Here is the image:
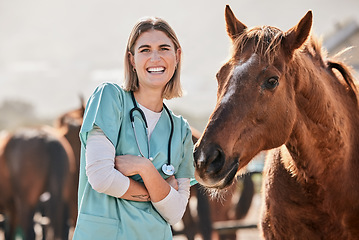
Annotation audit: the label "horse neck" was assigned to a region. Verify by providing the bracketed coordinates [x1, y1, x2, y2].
[285, 55, 359, 185]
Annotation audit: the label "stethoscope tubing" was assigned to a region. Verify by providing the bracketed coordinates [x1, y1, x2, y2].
[130, 91, 174, 175]
[163, 103, 173, 166]
[130, 106, 150, 158]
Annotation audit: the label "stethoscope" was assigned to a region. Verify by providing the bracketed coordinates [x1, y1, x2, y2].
[130, 91, 175, 176]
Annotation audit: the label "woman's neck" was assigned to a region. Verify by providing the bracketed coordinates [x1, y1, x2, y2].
[133, 89, 163, 113]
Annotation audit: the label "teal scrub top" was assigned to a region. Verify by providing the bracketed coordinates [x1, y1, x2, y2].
[73, 83, 196, 240]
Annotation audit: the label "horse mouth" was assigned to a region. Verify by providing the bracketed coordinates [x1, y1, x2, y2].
[197, 159, 240, 189]
[217, 160, 240, 189]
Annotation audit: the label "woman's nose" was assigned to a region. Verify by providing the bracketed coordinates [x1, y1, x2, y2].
[150, 51, 161, 61]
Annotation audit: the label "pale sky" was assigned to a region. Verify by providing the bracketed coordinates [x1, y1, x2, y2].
[1, 0, 358, 129]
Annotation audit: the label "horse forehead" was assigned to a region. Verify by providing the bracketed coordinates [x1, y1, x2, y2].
[233, 53, 258, 76]
[221, 54, 258, 104]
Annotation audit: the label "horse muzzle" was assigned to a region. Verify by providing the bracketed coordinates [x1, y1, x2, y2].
[194, 143, 239, 189]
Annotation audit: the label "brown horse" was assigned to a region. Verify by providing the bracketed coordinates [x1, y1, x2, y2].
[54, 97, 85, 227]
[0, 127, 75, 240]
[194, 5, 359, 239]
[0, 99, 84, 240]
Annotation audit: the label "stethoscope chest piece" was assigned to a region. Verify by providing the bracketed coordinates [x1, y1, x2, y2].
[162, 164, 175, 176]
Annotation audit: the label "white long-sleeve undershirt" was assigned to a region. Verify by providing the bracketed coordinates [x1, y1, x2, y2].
[152, 178, 191, 225]
[85, 126, 191, 225]
[85, 127, 130, 197]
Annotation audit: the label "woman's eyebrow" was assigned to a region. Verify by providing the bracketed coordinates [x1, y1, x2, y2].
[138, 44, 172, 50]
[159, 44, 172, 48]
[138, 44, 151, 50]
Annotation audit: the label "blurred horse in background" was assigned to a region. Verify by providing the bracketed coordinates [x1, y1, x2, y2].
[54, 97, 85, 226]
[0, 127, 75, 240]
[0, 99, 84, 240]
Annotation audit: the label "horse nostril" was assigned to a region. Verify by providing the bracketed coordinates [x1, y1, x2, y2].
[206, 147, 225, 174]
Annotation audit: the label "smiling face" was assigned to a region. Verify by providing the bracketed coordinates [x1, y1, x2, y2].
[129, 29, 180, 92]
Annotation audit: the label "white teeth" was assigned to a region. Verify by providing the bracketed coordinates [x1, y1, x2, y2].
[147, 67, 165, 72]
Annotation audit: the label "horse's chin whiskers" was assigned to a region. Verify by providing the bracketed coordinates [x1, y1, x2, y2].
[197, 174, 239, 203]
[201, 185, 229, 203]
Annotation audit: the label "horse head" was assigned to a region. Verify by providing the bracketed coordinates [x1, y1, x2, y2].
[55, 96, 85, 142]
[194, 5, 312, 189]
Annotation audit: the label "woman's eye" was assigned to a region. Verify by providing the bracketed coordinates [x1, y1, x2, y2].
[140, 49, 150, 53]
[264, 76, 279, 90]
[161, 47, 170, 51]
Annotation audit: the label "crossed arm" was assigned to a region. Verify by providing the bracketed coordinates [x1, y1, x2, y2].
[114, 154, 175, 202]
[85, 126, 190, 225]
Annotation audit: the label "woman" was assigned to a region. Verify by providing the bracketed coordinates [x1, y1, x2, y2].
[73, 16, 196, 240]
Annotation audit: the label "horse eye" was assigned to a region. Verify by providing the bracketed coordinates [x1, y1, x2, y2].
[264, 77, 279, 89]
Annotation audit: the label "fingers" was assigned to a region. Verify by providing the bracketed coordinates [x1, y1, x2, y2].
[166, 176, 179, 190]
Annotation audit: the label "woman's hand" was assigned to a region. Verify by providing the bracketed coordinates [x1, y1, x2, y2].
[115, 155, 175, 202]
[165, 176, 178, 191]
[115, 155, 150, 176]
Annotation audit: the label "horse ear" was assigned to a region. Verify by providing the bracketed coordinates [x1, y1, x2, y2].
[282, 10, 313, 57]
[79, 94, 86, 114]
[225, 5, 247, 41]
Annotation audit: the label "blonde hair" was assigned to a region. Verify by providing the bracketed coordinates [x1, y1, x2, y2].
[123, 17, 183, 99]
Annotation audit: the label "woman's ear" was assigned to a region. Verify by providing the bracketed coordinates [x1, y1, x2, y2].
[176, 48, 181, 65]
[128, 51, 135, 68]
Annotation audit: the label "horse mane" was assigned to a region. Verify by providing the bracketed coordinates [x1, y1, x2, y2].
[233, 26, 359, 106]
[233, 26, 284, 63]
[305, 37, 359, 106]
[327, 60, 359, 105]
